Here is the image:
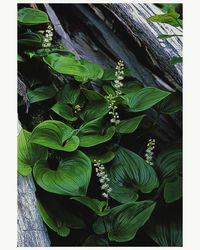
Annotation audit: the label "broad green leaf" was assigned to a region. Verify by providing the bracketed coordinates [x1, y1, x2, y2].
[27, 85, 56, 103]
[30, 120, 79, 152]
[18, 8, 49, 25]
[88, 151, 115, 164]
[93, 200, 156, 242]
[18, 54, 25, 62]
[18, 129, 48, 176]
[78, 117, 115, 147]
[18, 32, 44, 47]
[51, 102, 77, 121]
[107, 147, 159, 203]
[155, 145, 182, 179]
[146, 213, 182, 246]
[33, 150, 91, 196]
[124, 87, 170, 112]
[103, 85, 116, 96]
[37, 199, 70, 237]
[121, 81, 143, 94]
[170, 56, 182, 65]
[158, 34, 182, 39]
[116, 115, 145, 134]
[83, 235, 109, 246]
[155, 92, 182, 114]
[25, 48, 68, 58]
[164, 175, 182, 203]
[147, 13, 182, 27]
[160, 4, 179, 14]
[43, 53, 104, 81]
[101, 69, 116, 80]
[57, 83, 80, 105]
[82, 89, 105, 101]
[71, 196, 110, 216]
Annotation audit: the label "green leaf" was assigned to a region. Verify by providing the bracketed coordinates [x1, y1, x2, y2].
[18, 54, 25, 62]
[146, 213, 182, 246]
[57, 83, 80, 105]
[18, 129, 48, 176]
[51, 102, 77, 121]
[158, 34, 182, 39]
[83, 235, 109, 246]
[88, 151, 115, 164]
[121, 81, 143, 94]
[18, 8, 49, 25]
[30, 120, 79, 152]
[37, 199, 70, 237]
[107, 147, 159, 203]
[43, 53, 104, 81]
[93, 200, 156, 242]
[147, 13, 182, 27]
[155, 145, 182, 179]
[116, 115, 145, 134]
[71, 196, 110, 216]
[124, 87, 170, 112]
[27, 85, 56, 103]
[101, 69, 116, 80]
[33, 150, 91, 196]
[102, 85, 116, 96]
[78, 117, 115, 147]
[164, 175, 182, 203]
[155, 92, 182, 114]
[18, 32, 44, 47]
[170, 56, 182, 65]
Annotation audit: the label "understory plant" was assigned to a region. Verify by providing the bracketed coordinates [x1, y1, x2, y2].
[18, 7, 182, 246]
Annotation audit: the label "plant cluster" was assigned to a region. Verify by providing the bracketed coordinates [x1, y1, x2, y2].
[18, 7, 182, 246]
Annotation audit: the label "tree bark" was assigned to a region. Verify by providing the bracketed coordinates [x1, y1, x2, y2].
[17, 123, 50, 247]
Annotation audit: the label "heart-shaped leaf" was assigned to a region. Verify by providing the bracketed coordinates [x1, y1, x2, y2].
[78, 117, 115, 147]
[71, 196, 110, 216]
[51, 102, 77, 121]
[18, 129, 48, 176]
[18, 32, 44, 47]
[88, 151, 115, 164]
[107, 147, 159, 203]
[33, 150, 91, 196]
[56, 83, 80, 105]
[116, 115, 145, 134]
[18, 8, 49, 25]
[30, 120, 79, 152]
[164, 175, 182, 203]
[83, 235, 109, 246]
[93, 200, 156, 242]
[27, 85, 57, 103]
[124, 87, 170, 112]
[155, 145, 182, 179]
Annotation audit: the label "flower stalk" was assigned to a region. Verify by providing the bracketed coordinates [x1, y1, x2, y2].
[145, 138, 156, 166]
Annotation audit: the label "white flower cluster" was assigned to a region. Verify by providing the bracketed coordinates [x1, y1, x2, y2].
[145, 139, 156, 166]
[42, 24, 54, 48]
[106, 94, 120, 125]
[94, 160, 112, 199]
[114, 60, 124, 96]
[74, 104, 81, 114]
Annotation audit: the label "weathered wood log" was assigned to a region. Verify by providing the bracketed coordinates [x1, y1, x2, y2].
[17, 123, 50, 247]
[103, 3, 182, 91]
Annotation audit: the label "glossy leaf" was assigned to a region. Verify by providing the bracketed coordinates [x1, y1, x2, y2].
[88, 151, 115, 164]
[147, 12, 182, 27]
[27, 85, 57, 103]
[37, 199, 70, 237]
[18, 129, 48, 176]
[107, 147, 159, 203]
[164, 175, 182, 203]
[93, 200, 156, 242]
[18, 32, 44, 47]
[155, 145, 182, 179]
[78, 117, 115, 147]
[116, 115, 145, 134]
[170, 56, 182, 65]
[18, 8, 49, 25]
[33, 150, 91, 196]
[83, 235, 109, 246]
[124, 87, 170, 112]
[51, 102, 77, 121]
[121, 81, 143, 94]
[57, 83, 80, 105]
[30, 120, 79, 152]
[155, 92, 182, 114]
[71, 196, 110, 216]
